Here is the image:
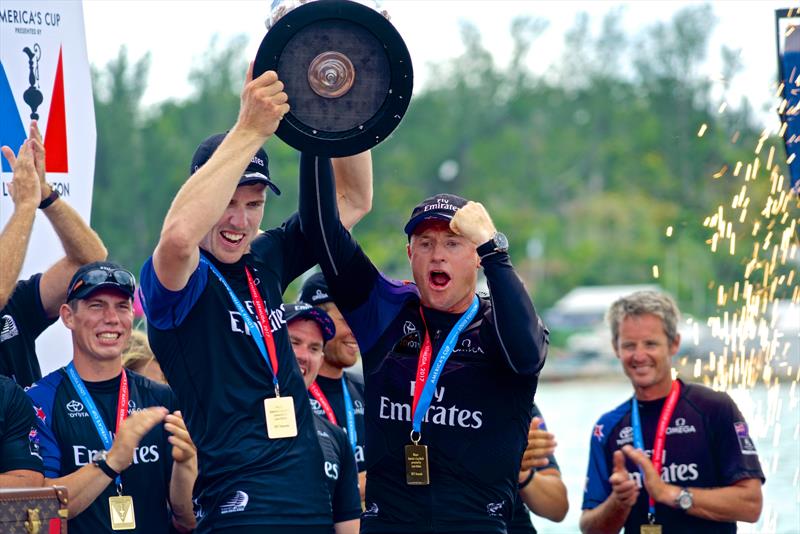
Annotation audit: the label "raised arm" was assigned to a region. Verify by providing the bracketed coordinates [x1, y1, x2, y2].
[0, 140, 40, 309]
[450, 202, 548, 375]
[332, 150, 372, 230]
[26, 121, 107, 316]
[153, 65, 288, 291]
[299, 154, 378, 309]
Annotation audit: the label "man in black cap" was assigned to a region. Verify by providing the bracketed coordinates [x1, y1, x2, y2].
[27, 261, 196, 534]
[300, 272, 368, 498]
[299, 154, 549, 534]
[139, 65, 373, 533]
[285, 302, 361, 534]
[1, 121, 108, 387]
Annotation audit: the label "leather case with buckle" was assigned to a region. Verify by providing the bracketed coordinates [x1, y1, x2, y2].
[0, 486, 68, 534]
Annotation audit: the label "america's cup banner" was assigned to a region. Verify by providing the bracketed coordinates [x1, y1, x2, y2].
[0, 1, 96, 373]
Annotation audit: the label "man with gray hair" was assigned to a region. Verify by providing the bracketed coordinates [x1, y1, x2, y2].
[580, 290, 764, 534]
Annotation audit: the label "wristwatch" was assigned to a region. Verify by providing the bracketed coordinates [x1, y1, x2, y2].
[38, 188, 59, 210]
[477, 232, 509, 256]
[675, 487, 693, 510]
[92, 450, 120, 479]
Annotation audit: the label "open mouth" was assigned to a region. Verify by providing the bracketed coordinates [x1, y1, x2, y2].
[97, 332, 121, 343]
[220, 231, 245, 245]
[429, 270, 451, 289]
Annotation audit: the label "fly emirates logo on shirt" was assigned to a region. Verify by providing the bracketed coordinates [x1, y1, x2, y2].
[378, 382, 484, 429]
[228, 301, 286, 337]
[72, 442, 160, 467]
[627, 448, 699, 486]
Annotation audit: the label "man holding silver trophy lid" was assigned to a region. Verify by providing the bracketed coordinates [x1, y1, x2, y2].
[138, 0, 408, 532]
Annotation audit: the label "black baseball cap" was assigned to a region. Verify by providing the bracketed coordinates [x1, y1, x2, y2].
[299, 272, 332, 305]
[403, 193, 467, 236]
[284, 302, 336, 342]
[190, 132, 281, 196]
[67, 261, 136, 301]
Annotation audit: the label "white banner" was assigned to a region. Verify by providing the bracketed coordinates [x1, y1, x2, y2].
[0, 1, 96, 374]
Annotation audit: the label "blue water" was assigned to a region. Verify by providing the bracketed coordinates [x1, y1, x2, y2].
[530, 377, 800, 534]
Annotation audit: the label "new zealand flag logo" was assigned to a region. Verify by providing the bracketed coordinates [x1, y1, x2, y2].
[1, 42, 68, 173]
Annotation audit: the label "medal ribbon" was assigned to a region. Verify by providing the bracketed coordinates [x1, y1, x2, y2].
[411, 295, 479, 436]
[200, 256, 280, 393]
[341, 376, 358, 453]
[307, 378, 358, 453]
[308, 381, 338, 425]
[631, 379, 682, 523]
[65, 363, 128, 486]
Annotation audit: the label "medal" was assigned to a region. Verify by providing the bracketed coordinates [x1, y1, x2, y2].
[405, 296, 480, 486]
[265, 396, 298, 439]
[640, 525, 662, 534]
[405, 442, 430, 485]
[109, 495, 136, 530]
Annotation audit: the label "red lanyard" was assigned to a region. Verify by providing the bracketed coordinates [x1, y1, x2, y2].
[244, 266, 279, 376]
[649, 380, 681, 510]
[411, 307, 433, 419]
[309, 381, 338, 424]
[115, 370, 129, 432]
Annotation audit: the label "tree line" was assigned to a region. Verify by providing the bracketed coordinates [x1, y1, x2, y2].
[90, 5, 790, 326]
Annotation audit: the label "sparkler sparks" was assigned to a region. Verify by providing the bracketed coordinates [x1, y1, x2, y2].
[675, 73, 800, 530]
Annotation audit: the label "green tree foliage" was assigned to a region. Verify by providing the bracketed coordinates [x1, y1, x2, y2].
[90, 5, 779, 319]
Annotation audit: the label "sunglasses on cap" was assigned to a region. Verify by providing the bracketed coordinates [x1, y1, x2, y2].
[67, 269, 136, 301]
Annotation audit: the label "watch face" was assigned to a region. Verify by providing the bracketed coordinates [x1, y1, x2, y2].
[678, 491, 692, 509]
[92, 450, 107, 463]
[494, 232, 509, 251]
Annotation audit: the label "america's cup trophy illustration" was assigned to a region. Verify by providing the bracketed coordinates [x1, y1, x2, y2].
[23, 44, 43, 120]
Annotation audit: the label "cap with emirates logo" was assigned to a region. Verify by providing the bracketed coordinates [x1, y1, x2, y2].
[283, 302, 336, 342]
[190, 132, 281, 195]
[403, 193, 467, 236]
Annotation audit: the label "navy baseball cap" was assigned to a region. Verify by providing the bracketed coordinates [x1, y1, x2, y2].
[299, 272, 332, 305]
[403, 193, 467, 236]
[190, 132, 281, 196]
[284, 302, 336, 342]
[67, 261, 136, 301]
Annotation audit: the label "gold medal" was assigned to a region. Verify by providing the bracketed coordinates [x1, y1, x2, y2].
[264, 396, 298, 439]
[109, 495, 136, 530]
[405, 443, 430, 485]
[640, 525, 662, 534]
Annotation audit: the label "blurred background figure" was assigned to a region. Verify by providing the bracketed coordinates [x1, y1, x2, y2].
[122, 329, 167, 385]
